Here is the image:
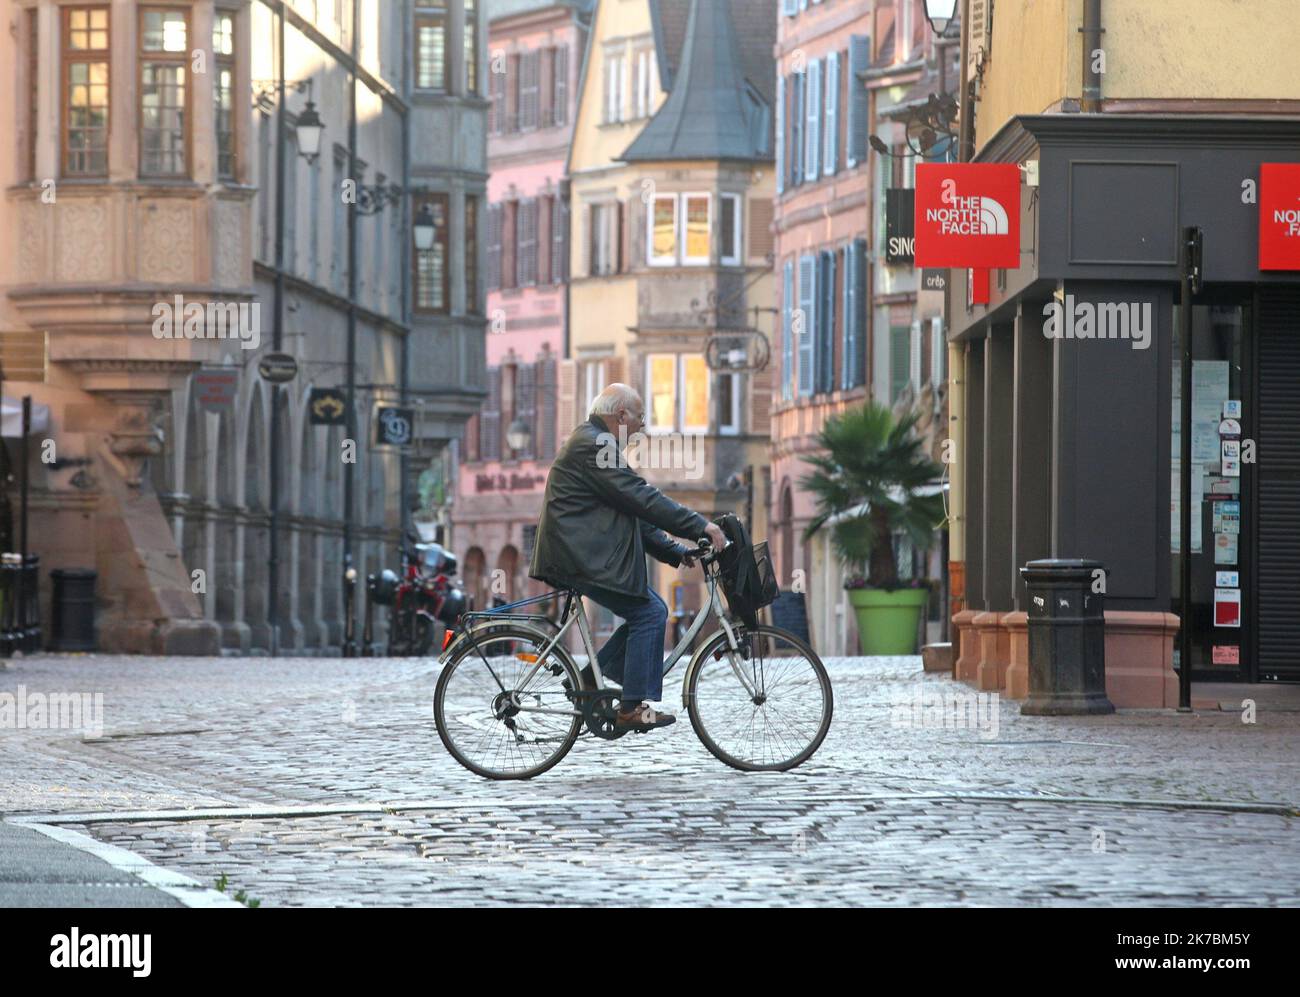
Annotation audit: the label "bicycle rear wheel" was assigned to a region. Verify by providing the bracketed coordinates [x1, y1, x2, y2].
[434, 625, 582, 779]
[686, 625, 833, 771]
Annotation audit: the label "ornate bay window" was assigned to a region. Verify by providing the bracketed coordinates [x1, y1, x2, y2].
[414, 193, 450, 313]
[139, 7, 190, 177]
[63, 6, 110, 177]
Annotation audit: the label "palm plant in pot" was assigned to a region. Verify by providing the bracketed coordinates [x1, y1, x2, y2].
[800, 402, 946, 655]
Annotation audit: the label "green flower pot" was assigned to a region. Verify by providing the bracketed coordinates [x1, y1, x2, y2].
[847, 586, 930, 655]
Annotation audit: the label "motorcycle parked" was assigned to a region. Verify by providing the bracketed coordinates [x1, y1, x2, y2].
[370, 538, 467, 657]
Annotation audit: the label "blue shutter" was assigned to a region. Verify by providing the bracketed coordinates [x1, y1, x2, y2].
[805, 59, 820, 180]
[798, 254, 815, 397]
[776, 75, 785, 194]
[824, 52, 838, 176]
[853, 239, 867, 386]
[791, 72, 803, 186]
[782, 260, 794, 400]
[819, 250, 836, 393]
[846, 35, 870, 167]
[841, 245, 853, 390]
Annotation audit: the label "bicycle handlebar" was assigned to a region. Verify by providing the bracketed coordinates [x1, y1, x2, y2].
[692, 536, 732, 569]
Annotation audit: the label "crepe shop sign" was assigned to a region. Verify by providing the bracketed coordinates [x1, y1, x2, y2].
[914, 163, 1021, 269]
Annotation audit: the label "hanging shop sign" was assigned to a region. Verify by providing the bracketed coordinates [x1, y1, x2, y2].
[914, 163, 1020, 269]
[374, 406, 415, 448]
[922, 269, 948, 291]
[258, 351, 298, 383]
[885, 188, 915, 264]
[192, 368, 238, 412]
[1259, 163, 1300, 270]
[308, 387, 348, 426]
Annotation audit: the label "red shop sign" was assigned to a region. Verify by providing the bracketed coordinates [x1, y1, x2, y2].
[1259, 163, 1300, 270]
[914, 163, 1020, 269]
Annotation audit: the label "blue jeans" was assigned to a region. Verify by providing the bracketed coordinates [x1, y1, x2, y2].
[576, 583, 669, 704]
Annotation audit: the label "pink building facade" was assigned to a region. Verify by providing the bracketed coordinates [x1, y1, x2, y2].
[451, 0, 591, 613]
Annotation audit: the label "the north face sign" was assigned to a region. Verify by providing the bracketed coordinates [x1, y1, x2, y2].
[1259, 163, 1300, 270]
[914, 163, 1020, 269]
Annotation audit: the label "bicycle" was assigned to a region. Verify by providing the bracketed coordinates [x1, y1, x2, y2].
[433, 538, 833, 779]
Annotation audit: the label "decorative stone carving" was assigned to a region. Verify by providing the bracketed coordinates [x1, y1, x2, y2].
[213, 199, 247, 288]
[100, 396, 166, 488]
[16, 200, 45, 284]
[56, 198, 111, 282]
[138, 200, 194, 283]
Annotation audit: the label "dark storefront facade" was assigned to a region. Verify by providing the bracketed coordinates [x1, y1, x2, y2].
[950, 115, 1300, 703]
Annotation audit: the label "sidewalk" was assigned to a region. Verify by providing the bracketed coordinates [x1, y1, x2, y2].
[0, 820, 239, 908]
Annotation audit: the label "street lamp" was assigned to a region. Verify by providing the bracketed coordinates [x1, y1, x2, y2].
[505, 419, 531, 453]
[924, 0, 958, 37]
[295, 100, 325, 163]
[413, 203, 436, 252]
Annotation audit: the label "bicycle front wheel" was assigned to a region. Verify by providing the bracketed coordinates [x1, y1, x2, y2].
[434, 626, 582, 780]
[686, 625, 833, 772]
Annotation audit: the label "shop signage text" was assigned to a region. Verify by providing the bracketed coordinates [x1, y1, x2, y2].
[915, 163, 1020, 269]
[475, 472, 546, 493]
[1259, 163, 1300, 270]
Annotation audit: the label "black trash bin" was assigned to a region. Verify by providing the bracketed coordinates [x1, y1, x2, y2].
[1019, 558, 1114, 715]
[50, 568, 97, 652]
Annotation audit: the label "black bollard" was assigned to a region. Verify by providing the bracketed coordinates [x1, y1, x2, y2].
[1019, 558, 1115, 715]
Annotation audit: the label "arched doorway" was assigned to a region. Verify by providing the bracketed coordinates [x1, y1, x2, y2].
[462, 546, 488, 613]
[779, 479, 795, 588]
[496, 545, 520, 606]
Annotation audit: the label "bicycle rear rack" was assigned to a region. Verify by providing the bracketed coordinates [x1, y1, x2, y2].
[458, 589, 574, 632]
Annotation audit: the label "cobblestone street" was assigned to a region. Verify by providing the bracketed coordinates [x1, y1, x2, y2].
[2, 654, 1297, 906]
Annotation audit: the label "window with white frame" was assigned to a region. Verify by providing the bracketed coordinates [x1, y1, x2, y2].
[720, 194, 742, 265]
[603, 49, 626, 123]
[682, 193, 711, 265]
[588, 201, 619, 275]
[644, 354, 709, 433]
[582, 358, 609, 415]
[718, 372, 740, 434]
[632, 46, 657, 119]
[648, 194, 677, 265]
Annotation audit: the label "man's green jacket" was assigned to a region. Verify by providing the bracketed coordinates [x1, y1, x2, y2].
[529, 415, 709, 598]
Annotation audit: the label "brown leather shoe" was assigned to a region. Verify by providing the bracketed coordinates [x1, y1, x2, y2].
[615, 702, 676, 731]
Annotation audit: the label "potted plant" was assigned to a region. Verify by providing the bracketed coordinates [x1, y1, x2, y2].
[800, 402, 946, 655]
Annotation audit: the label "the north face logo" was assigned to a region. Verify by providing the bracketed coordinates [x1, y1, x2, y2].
[924, 178, 1009, 236]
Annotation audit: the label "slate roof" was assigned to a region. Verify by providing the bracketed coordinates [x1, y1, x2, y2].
[622, 0, 775, 163]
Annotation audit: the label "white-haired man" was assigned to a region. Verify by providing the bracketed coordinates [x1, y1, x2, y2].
[529, 383, 725, 731]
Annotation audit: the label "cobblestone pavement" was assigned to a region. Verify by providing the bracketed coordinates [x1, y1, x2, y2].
[2, 653, 1297, 906]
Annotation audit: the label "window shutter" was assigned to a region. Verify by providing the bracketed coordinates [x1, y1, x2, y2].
[909, 319, 922, 392]
[465, 413, 480, 462]
[930, 317, 945, 386]
[775, 75, 785, 194]
[538, 356, 558, 457]
[823, 52, 838, 176]
[502, 201, 518, 288]
[852, 238, 867, 386]
[519, 199, 538, 286]
[618, 200, 628, 273]
[890, 326, 910, 402]
[819, 250, 836, 393]
[486, 204, 501, 291]
[552, 196, 568, 283]
[782, 260, 794, 401]
[517, 362, 537, 459]
[798, 254, 815, 397]
[538, 196, 552, 284]
[846, 35, 870, 167]
[557, 358, 577, 440]
[520, 51, 539, 129]
[748, 198, 773, 261]
[554, 46, 568, 126]
[540, 48, 555, 128]
[805, 59, 820, 180]
[791, 72, 803, 185]
[481, 367, 502, 460]
[841, 244, 853, 390]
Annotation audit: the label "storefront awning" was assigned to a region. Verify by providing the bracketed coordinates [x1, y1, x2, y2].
[2, 397, 51, 438]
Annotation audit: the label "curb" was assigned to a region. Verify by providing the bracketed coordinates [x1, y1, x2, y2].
[6, 818, 244, 909]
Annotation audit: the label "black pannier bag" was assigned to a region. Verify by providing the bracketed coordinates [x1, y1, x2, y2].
[713, 513, 779, 628]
